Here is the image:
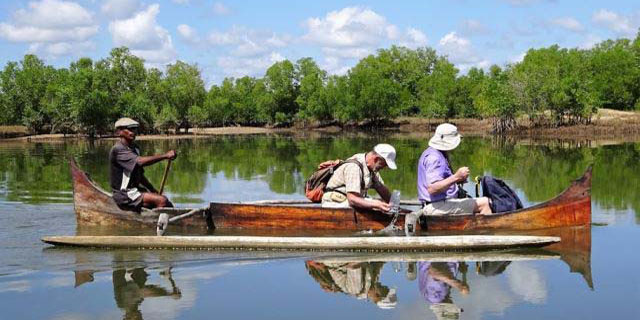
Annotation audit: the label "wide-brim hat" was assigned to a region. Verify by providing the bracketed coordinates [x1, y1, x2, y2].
[428, 123, 461, 151]
[115, 117, 140, 129]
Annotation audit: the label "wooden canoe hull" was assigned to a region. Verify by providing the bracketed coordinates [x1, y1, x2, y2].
[70, 159, 591, 232]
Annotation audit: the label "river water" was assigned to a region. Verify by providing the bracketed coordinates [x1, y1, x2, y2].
[0, 135, 638, 319]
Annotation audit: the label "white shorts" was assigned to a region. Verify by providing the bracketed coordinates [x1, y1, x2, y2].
[423, 198, 476, 215]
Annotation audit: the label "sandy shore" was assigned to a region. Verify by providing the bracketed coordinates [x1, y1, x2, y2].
[2, 108, 639, 142]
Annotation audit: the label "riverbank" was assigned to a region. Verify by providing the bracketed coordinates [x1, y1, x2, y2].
[2, 108, 639, 142]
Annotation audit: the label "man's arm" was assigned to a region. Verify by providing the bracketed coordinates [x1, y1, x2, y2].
[427, 167, 469, 195]
[373, 183, 391, 203]
[347, 193, 391, 212]
[137, 150, 177, 167]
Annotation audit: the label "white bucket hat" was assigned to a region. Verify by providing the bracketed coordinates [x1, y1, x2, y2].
[373, 143, 397, 170]
[114, 117, 139, 129]
[428, 123, 461, 151]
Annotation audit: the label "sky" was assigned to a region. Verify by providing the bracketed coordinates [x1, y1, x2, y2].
[0, 0, 639, 85]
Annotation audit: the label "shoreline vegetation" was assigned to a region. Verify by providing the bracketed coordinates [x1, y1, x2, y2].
[1, 31, 640, 139]
[3, 108, 639, 143]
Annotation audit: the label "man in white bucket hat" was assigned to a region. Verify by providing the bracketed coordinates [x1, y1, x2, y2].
[415, 123, 492, 216]
[321, 143, 397, 213]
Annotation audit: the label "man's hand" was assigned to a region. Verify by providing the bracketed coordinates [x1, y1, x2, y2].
[165, 150, 177, 160]
[454, 166, 470, 182]
[373, 200, 391, 212]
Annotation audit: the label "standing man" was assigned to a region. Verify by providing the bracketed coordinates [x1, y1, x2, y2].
[110, 118, 177, 211]
[321, 143, 397, 213]
[417, 123, 492, 215]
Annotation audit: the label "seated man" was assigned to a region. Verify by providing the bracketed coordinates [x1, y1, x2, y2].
[110, 117, 177, 211]
[321, 144, 397, 213]
[417, 123, 492, 215]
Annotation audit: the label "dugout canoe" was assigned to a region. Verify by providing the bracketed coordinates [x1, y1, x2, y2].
[41, 235, 560, 251]
[70, 159, 591, 232]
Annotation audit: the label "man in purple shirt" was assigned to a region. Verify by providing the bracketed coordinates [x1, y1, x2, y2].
[416, 123, 492, 215]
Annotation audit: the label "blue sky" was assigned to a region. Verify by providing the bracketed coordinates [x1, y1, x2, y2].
[0, 0, 639, 85]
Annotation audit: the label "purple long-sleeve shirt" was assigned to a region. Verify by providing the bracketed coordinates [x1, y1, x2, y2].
[417, 147, 458, 202]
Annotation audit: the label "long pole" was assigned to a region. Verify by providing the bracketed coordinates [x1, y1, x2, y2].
[159, 159, 172, 195]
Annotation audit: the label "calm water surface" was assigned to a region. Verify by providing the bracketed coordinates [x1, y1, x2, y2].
[0, 135, 639, 319]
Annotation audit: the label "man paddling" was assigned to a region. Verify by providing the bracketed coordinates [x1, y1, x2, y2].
[417, 123, 492, 215]
[110, 118, 177, 211]
[321, 144, 397, 213]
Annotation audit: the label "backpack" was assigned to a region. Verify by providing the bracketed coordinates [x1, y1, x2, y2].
[305, 159, 364, 203]
[479, 176, 523, 213]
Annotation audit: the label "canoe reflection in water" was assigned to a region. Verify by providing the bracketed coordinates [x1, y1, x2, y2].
[305, 257, 519, 318]
[305, 261, 398, 309]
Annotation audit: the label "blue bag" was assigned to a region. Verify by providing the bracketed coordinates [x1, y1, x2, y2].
[480, 176, 523, 213]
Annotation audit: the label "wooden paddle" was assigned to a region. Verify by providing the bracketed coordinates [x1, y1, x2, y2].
[159, 159, 172, 195]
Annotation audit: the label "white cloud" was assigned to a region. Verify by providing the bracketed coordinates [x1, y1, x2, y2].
[439, 31, 487, 72]
[322, 47, 371, 60]
[217, 51, 285, 78]
[592, 9, 638, 37]
[207, 26, 290, 57]
[212, 2, 231, 15]
[109, 4, 176, 64]
[172, 0, 189, 4]
[550, 17, 584, 33]
[29, 40, 95, 56]
[14, 0, 93, 28]
[0, 0, 98, 57]
[0, 24, 98, 43]
[401, 28, 428, 48]
[302, 7, 397, 48]
[101, 0, 140, 19]
[177, 24, 200, 44]
[302, 7, 429, 74]
[507, 262, 547, 304]
[322, 56, 351, 75]
[509, 52, 526, 63]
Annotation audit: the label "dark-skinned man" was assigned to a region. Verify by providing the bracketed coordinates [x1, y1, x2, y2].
[320, 144, 397, 214]
[110, 118, 177, 211]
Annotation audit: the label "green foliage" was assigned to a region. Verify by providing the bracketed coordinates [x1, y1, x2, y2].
[348, 55, 403, 123]
[70, 58, 112, 137]
[0, 62, 22, 124]
[2, 34, 640, 135]
[263, 60, 298, 124]
[475, 65, 516, 132]
[417, 57, 459, 118]
[164, 61, 206, 131]
[589, 39, 639, 111]
[295, 57, 330, 122]
[17, 55, 53, 133]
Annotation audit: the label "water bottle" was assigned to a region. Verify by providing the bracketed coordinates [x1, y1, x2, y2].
[389, 190, 400, 215]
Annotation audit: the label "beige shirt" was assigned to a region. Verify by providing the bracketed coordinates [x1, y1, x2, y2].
[322, 153, 384, 204]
